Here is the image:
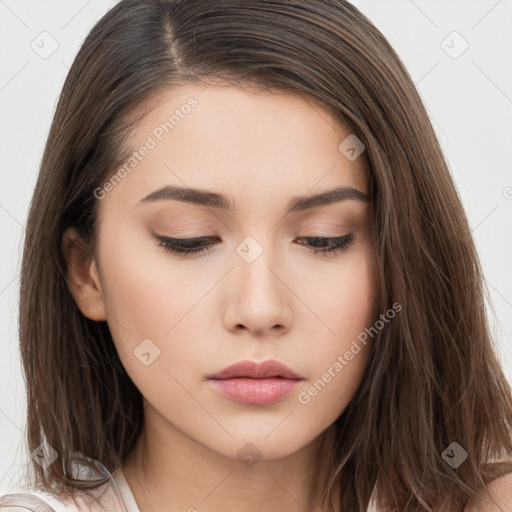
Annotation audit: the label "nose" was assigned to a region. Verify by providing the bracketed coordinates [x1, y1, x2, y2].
[221, 239, 292, 337]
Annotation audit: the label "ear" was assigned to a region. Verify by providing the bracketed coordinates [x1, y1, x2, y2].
[61, 227, 107, 321]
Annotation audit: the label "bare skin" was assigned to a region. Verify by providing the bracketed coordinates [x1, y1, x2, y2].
[63, 83, 380, 512]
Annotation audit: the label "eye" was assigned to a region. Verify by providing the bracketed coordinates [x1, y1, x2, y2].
[153, 233, 354, 257]
[296, 233, 354, 255]
[154, 235, 219, 255]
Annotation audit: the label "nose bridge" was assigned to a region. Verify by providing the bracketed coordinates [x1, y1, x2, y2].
[235, 234, 279, 297]
[224, 233, 292, 334]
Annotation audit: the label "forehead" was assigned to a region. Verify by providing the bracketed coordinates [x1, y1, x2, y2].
[99, 83, 369, 215]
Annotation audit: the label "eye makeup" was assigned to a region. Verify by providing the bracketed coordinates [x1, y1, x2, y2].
[152, 232, 355, 257]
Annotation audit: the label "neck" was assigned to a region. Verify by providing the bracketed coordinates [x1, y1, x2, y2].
[121, 403, 340, 512]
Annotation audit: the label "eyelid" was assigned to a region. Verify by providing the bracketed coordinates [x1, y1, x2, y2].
[152, 232, 355, 257]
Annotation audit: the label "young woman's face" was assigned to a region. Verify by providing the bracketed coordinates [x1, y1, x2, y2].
[73, 83, 379, 461]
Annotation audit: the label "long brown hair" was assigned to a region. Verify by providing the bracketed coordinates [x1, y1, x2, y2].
[7, 0, 512, 510]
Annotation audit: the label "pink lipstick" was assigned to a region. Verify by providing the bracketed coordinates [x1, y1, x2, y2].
[207, 359, 304, 405]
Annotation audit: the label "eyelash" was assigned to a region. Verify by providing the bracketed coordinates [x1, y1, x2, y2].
[154, 233, 354, 256]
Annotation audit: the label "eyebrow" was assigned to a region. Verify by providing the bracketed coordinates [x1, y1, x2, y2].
[136, 184, 370, 213]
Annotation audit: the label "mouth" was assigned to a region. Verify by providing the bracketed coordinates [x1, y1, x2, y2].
[207, 359, 305, 405]
[208, 376, 303, 405]
[207, 359, 304, 380]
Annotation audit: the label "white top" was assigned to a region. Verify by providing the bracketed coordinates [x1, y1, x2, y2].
[0, 458, 140, 512]
[113, 469, 141, 512]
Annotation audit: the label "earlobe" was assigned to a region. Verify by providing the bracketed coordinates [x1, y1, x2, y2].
[61, 227, 107, 322]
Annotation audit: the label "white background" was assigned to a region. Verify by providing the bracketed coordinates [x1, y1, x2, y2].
[1, 0, 511, 494]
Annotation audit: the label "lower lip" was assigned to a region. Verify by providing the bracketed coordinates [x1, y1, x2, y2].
[208, 377, 303, 405]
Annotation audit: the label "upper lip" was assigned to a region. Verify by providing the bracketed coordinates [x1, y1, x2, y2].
[208, 359, 304, 380]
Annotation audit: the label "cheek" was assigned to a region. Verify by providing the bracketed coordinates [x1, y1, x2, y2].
[97, 228, 213, 375]
[327, 249, 378, 359]
[296, 244, 378, 343]
[294, 249, 377, 419]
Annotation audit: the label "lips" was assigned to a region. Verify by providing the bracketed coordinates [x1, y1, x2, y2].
[207, 359, 304, 380]
[207, 360, 305, 405]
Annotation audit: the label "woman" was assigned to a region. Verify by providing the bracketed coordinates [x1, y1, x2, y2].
[1, 0, 512, 510]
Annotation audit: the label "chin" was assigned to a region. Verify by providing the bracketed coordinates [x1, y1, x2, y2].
[209, 430, 315, 463]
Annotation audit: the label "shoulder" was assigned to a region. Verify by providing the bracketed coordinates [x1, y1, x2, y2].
[464, 472, 512, 511]
[0, 491, 59, 511]
[0, 508, 37, 512]
[0, 508, 38, 512]
[0, 490, 85, 512]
